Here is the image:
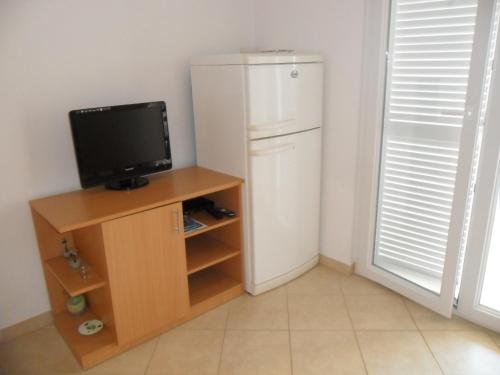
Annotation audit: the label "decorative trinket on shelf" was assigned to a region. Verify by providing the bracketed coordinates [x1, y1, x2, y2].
[61, 238, 81, 268]
[66, 294, 86, 316]
[62, 238, 72, 258]
[78, 319, 103, 336]
[79, 263, 92, 280]
[68, 252, 81, 269]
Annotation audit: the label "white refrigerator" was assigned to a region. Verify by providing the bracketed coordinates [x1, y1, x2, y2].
[191, 52, 323, 294]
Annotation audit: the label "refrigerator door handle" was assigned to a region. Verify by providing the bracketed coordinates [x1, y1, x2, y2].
[249, 143, 296, 157]
[248, 119, 296, 133]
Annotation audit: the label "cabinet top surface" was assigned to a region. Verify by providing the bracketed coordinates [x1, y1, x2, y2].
[30, 167, 243, 233]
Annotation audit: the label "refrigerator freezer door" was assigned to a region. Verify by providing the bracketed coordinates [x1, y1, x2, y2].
[248, 128, 321, 288]
[246, 63, 323, 140]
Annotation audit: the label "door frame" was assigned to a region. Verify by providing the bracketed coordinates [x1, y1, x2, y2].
[352, 0, 496, 317]
[456, 23, 500, 330]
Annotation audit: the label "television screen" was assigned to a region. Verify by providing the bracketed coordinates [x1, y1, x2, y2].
[69, 101, 172, 189]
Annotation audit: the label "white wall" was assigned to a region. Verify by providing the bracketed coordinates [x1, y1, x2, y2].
[0, 0, 367, 329]
[0, 0, 255, 329]
[254, 0, 366, 265]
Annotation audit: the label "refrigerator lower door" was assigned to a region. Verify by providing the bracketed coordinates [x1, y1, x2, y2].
[248, 128, 321, 292]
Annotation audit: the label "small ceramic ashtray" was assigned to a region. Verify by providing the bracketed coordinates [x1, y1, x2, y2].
[78, 319, 103, 336]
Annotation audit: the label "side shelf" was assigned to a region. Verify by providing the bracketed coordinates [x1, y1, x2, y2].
[45, 256, 106, 297]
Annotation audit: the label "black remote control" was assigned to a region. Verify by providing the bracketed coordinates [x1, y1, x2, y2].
[215, 207, 236, 217]
[206, 207, 224, 220]
[206, 207, 237, 219]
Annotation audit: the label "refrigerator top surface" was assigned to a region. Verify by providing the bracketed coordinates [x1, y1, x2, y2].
[191, 52, 323, 66]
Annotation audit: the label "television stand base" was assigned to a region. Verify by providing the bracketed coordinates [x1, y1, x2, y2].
[105, 176, 149, 190]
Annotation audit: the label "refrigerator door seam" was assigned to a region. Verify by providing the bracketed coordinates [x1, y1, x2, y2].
[248, 126, 321, 142]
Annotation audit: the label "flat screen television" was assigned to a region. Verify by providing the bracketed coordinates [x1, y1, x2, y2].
[69, 101, 172, 190]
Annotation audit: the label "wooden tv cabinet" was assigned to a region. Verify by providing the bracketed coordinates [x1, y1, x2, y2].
[29, 167, 244, 369]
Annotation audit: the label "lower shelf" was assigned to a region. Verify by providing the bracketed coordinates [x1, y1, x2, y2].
[186, 236, 240, 275]
[188, 268, 242, 306]
[53, 310, 116, 358]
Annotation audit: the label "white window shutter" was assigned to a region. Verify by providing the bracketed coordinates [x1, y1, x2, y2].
[374, 0, 480, 286]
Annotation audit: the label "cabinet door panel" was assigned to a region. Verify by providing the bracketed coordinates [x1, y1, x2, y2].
[102, 203, 189, 344]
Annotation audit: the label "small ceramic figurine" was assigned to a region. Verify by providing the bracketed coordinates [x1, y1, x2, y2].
[62, 238, 71, 258]
[62, 238, 81, 268]
[66, 295, 86, 316]
[69, 253, 81, 269]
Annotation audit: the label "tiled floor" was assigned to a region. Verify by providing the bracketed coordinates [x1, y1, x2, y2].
[2, 265, 500, 374]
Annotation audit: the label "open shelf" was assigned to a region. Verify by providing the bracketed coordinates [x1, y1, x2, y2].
[45, 257, 106, 297]
[186, 235, 240, 275]
[188, 268, 242, 306]
[184, 211, 239, 239]
[53, 310, 116, 358]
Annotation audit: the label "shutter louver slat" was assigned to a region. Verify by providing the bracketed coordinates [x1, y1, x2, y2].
[379, 236, 446, 255]
[381, 219, 448, 239]
[374, 0, 479, 281]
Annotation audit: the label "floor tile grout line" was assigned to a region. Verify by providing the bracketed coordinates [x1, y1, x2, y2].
[143, 335, 161, 375]
[340, 284, 369, 375]
[420, 328, 499, 333]
[402, 298, 446, 375]
[216, 304, 231, 375]
[225, 328, 359, 332]
[225, 328, 291, 331]
[181, 328, 228, 331]
[419, 332, 446, 375]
